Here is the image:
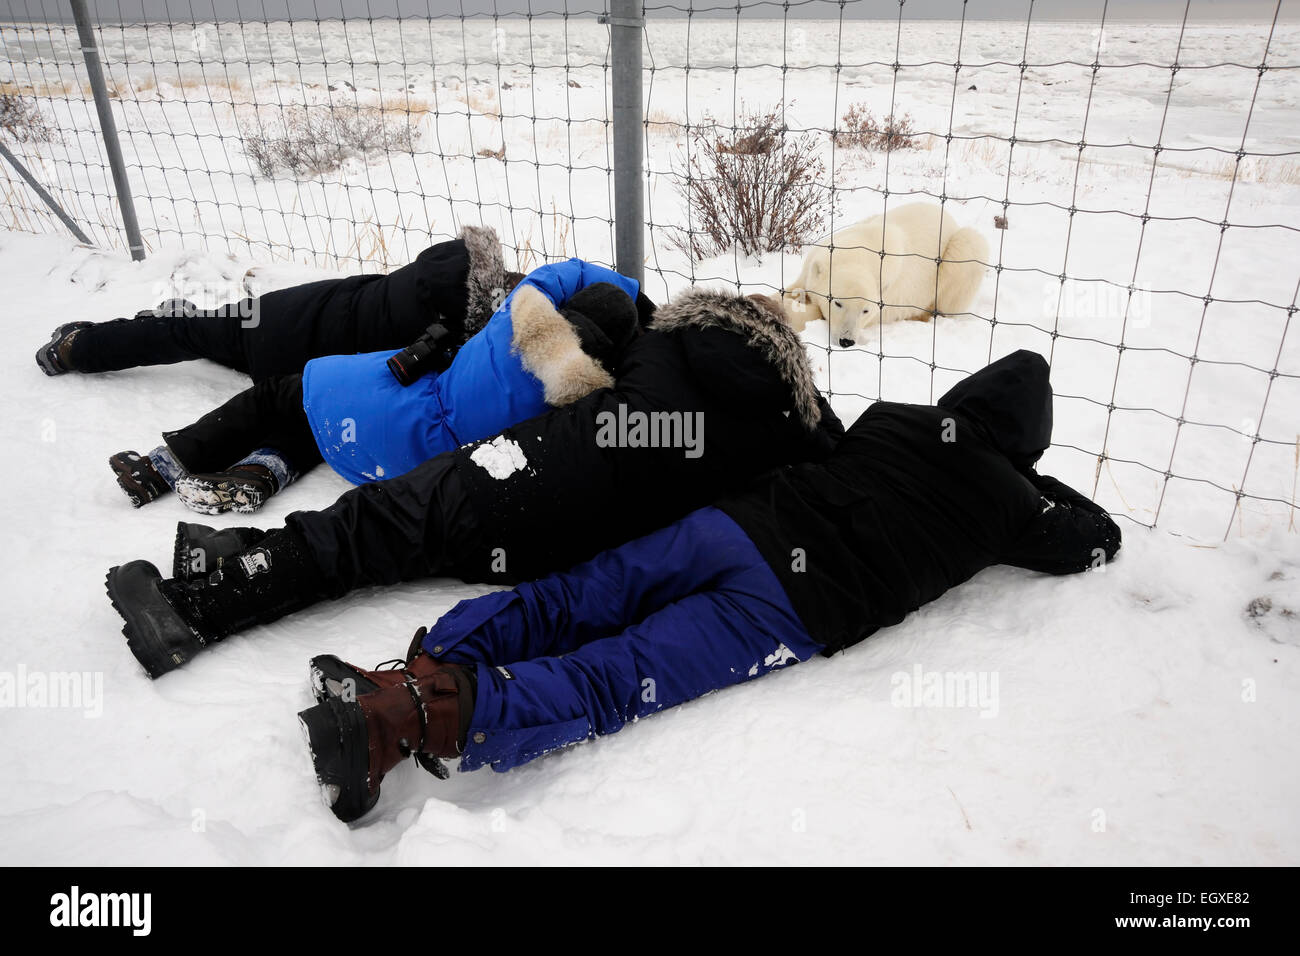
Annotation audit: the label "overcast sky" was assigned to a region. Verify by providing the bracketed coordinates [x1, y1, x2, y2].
[2, 1, 1293, 23]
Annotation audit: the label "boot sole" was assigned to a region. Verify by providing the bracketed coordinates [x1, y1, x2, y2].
[35, 327, 64, 376]
[35, 322, 90, 376]
[305, 657, 450, 781]
[308, 655, 384, 705]
[176, 475, 268, 515]
[105, 562, 206, 679]
[108, 452, 167, 509]
[297, 697, 379, 823]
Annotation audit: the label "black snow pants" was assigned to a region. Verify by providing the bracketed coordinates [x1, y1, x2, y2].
[66, 239, 471, 382]
[163, 374, 323, 476]
[286, 454, 496, 599]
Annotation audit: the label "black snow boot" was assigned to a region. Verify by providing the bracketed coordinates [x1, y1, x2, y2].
[109, 451, 172, 508]
[36, 321, 93, 376]
[107, 527, 328, 678]
[172, 522, 269, 581]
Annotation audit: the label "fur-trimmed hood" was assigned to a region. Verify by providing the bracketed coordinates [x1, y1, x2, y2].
[649, 288, 822, 430]
[459, 224, 507, 337]
[510, 284, 615, 406]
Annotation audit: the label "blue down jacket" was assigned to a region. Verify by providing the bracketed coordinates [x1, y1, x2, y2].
[301, 259, 639, 484]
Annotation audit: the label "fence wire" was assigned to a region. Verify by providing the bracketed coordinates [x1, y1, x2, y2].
[1, 0, 1298, 541]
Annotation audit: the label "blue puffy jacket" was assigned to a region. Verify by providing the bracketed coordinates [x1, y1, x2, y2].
[302, 259, 639, 485]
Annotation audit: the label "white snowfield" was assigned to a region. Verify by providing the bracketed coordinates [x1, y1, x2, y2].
[0, 14, 1297, 864]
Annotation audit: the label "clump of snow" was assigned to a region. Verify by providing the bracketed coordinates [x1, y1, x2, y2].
[469, 436, 528, 480]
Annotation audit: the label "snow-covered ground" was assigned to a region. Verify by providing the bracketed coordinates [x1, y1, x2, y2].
[0, 15, 1298, 864]
[0, 229, 1296, 866]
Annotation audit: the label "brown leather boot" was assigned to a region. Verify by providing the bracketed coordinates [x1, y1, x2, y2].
[298, 653, 475, 823]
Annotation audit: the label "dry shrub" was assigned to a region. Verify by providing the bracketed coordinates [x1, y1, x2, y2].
[834, 103, 919, 152]
[239, 104, 420, 178]
[645, 108, 684, 140]
[378, 92, 433, 118]
[672, 105, 829, 260]
[459, 86, 501, 120]
[0, 92, 53, 142]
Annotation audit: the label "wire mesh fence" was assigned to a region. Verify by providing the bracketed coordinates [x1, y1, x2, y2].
[1, 0, 1297, 542]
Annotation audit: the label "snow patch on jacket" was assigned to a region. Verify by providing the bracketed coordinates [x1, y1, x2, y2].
[470, 435, 530, 479]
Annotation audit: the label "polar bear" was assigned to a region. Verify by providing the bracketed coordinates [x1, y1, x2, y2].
[782, 203, 989, 347]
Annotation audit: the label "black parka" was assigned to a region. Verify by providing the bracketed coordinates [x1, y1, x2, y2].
[716, 350, 1122, 654]
[451, 289, 842, 580]
[242, 226, 507, 380]
[290, 288, 843, 590]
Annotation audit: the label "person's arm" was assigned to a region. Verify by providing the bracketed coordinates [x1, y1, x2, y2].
[1000, 472, 1122, 575]
[816, 393, 846, 443]
[795, 393, 846, 460]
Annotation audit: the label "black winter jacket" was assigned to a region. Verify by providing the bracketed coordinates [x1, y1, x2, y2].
[450, 288, 843, 581]
[244, 226, 506, 380]
[716, 350, 1122, 654]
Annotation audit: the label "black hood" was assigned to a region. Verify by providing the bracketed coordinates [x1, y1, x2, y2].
[678, 325, 798, 419]
[937, 350, 1052, 472]
[649, 288, 822, 430]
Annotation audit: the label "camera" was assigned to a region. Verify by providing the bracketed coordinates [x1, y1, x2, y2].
[387, 321, 454, 386]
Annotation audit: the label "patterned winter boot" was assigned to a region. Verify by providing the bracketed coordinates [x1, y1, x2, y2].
[109, 450, 173, 508]
[175, 448, 294, 515]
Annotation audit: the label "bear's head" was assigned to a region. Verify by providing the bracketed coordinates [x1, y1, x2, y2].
[786, 241, 902, 346]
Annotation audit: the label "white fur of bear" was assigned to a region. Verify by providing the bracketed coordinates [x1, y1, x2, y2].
[782, 202, 990, 346]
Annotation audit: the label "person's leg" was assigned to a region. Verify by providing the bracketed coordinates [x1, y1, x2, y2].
[109, 373, 320, 511]
[419, 507, 768, 666]
[107, 522, 329, 679]
[453, 532, 823, 773]
[62, 301, 253, 375]
[285, 452, 488, 596]
[166, 374, 323, 515]
[296, 507, 820, 818]
[162, 372, 316, 474]
[304, 506, 751, 705]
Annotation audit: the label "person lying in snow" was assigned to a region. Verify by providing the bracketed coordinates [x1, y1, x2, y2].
[36, 226, 512, 380]
[37, 225, 654, 382]
[105, 261, 644, 514]
[293, 349, 1124, 822]
[105, 290, 844, 678]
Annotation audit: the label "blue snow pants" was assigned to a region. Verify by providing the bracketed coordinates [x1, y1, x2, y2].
[420, 506, 825, 772]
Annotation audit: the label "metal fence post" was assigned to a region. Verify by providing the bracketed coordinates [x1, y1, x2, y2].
[605, 0, 644, 284]
[0, 141, 93, 245]
[69, 0, 145, 261]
